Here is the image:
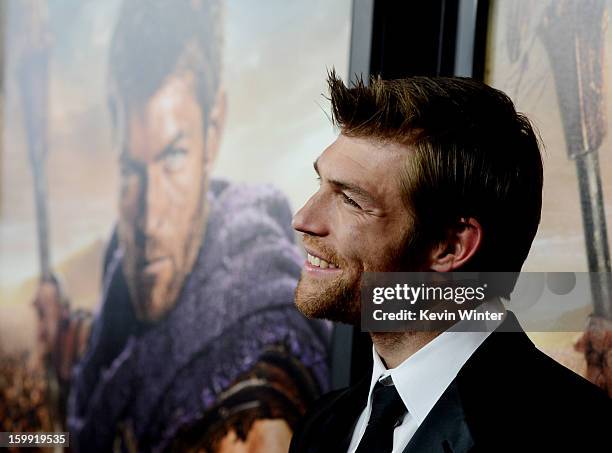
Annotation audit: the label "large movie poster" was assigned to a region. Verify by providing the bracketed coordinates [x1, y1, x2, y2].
[0, 0, 351, 451]
[486, 0, 612, 379]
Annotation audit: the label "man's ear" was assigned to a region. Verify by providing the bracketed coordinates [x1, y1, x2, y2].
[204, 88, 227, 171]
[429, 217, 483, 272]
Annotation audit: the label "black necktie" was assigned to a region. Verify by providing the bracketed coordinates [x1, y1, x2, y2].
[355, 380, 407, 453]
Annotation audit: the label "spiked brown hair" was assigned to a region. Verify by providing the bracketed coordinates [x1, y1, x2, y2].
[327, 70, 544, 296]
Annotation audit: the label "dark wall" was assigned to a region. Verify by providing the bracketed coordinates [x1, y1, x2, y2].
[346, 0, 490, 385]
[369, 0, 458, 78]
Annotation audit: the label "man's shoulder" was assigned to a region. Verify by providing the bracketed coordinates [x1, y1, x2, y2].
[462, 325, 610, 408]
[302, 386, 351, 418]
[457, 326, 611, 448]
[209, 178, 296, 246]
[290, 376, 370, 453]
[289, 387, 349, 453]
[526, 344, 611, 413]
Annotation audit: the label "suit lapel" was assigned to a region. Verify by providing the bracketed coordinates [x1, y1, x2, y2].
[403, 381, 474, 453]
[403, 312, 529, 453]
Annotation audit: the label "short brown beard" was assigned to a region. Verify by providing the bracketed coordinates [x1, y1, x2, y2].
[294, 270, 361, 325]
[294, 235, 362, 325]
[294, 227, 427, 327]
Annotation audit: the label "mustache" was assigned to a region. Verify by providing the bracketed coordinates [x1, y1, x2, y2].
[301, 235, 345, 267]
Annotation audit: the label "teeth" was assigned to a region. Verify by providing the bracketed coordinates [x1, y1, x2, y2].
[307, 253, 338, 269]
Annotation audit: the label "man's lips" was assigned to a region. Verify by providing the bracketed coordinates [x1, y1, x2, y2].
[140, 256, 170, 274]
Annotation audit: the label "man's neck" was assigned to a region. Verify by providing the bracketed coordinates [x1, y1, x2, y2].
[370, 331, 441, 369]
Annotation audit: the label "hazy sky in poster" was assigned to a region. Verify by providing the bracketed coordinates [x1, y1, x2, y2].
[0, 0, 351, 349]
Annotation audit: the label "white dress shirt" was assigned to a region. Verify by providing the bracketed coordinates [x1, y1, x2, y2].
[348, 299, 505, 453]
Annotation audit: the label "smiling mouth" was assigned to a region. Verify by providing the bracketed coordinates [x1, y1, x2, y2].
[306, 252, 340, 269]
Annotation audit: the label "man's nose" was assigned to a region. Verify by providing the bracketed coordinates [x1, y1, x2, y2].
[292, 193, 328, 237]
[138, 166, 164, 236]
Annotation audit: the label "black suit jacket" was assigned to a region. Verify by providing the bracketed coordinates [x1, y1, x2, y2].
[290, 313, 612, 452]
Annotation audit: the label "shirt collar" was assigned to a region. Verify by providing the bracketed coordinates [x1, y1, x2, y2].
[368, 298, 504, 425]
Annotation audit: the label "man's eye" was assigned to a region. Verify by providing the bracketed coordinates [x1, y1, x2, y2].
[164, 148, 187, 171]
[341, 192, 361, 209]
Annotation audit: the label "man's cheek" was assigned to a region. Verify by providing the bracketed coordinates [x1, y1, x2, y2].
[170, 160, 202, 192]
[341, 230, 367, 266]
[165, 175, 196, 210]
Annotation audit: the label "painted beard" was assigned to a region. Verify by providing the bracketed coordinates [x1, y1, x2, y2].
[119, 178, 210, 323]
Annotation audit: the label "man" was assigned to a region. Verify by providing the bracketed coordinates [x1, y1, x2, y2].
[35, 1, 330, 451]
[289, 72, 612, 452]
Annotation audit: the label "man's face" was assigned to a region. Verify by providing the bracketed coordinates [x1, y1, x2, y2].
[118, 72, 210, 322]
[292, 135, 420, 325]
